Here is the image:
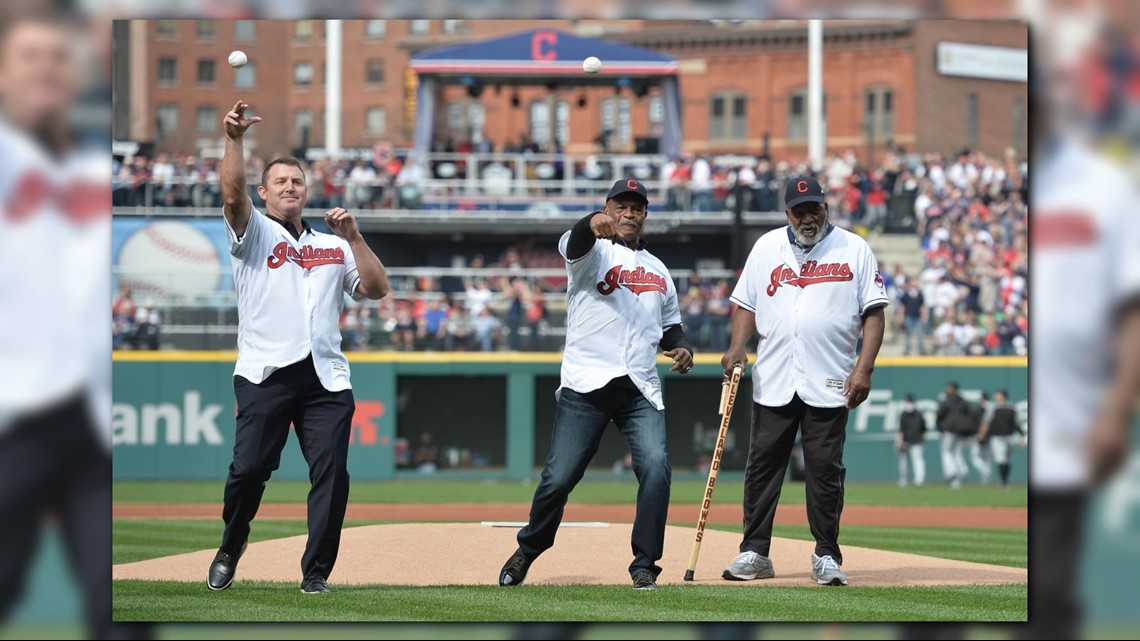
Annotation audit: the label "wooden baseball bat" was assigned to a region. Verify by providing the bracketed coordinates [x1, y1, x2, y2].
[684, 363, 743, 581]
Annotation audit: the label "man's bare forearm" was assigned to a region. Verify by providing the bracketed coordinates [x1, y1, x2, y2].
[350, 237, 390, 300]
[221, 136, 251, 235]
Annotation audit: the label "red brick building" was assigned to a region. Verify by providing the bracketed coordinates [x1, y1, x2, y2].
[114, 19, 1027, 162]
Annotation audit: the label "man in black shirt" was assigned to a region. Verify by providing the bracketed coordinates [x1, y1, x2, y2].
[895, 394, 927, 487]
[976, 389, 1024, 489]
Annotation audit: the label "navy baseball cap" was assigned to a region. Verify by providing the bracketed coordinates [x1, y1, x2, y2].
[607, 178, 648, 204]
[784, 175, 826, 208]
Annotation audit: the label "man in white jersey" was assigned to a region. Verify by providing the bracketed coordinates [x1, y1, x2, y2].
[721, 175, 887, 586]
[206, 100, 390, 595]
[498, 179, 694, 590]
[1030, 131, 1140, 638]
[0, 13, 148, 639]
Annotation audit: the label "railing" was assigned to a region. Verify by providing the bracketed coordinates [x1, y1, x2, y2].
[112, 150, 783, 213]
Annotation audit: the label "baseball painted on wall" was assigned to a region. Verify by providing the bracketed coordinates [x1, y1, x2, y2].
[117, 221, 222, 301]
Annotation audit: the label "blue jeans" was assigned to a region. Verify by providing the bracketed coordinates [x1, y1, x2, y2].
[904, 316, 927, 355]
[517, 376, 671, 577]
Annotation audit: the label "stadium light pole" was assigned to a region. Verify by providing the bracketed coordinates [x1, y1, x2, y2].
[807, 19, 824, 172]
[325, 20, 342, 161]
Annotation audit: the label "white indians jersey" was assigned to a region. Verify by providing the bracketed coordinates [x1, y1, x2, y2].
[0, 119, 102, 427]
[1032, 140, 1140, 489]
[557, 231, 682, 410]
[731, 225, 888, 408]
[226, 203, 364, 391]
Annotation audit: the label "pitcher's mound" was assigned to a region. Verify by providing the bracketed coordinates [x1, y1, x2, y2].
[113, 523, 1026, 587]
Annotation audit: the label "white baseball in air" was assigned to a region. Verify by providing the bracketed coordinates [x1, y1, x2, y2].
[228, 50, 248, 68]
[583, 56, 602, 75]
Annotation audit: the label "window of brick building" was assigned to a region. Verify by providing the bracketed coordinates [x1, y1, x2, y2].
[366, 20, 387, 39]
[294, 61, 313, 87]
[864, 86, 894, 140]
[155, 20, 178, 38]
[411, 20, 430, 36]
[295, 20, 313, 41]
[197, 59, 216, 85]
[235, 20, 256, 41]
[196, 107, 217, 132]
[196, 20, 217, 39]
[235, 63, 256, 89]
[366, 107, 386, 134]
[366, 59, 384, 86]
[711, 92, 747, 141]
[295, 109, 313, 139]
[157, 57, 177, 84]
[601, 97, 631, 144]
[156, 104, 178, 137]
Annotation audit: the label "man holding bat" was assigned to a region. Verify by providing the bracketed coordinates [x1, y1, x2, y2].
[207, 100, 390, 594]
[498, 179, 693, 590]
[721, 175, 887, 586]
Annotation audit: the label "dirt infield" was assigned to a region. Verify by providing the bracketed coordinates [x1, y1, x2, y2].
[113, 523, 1027, 587]
[113, 502, 1027, 529]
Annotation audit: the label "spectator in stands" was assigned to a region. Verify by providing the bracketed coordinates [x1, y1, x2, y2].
[413, 432, 439, 473]
[391, 304, 418, 351]
[128, 306, 160, 350]
[445, 302, 473, 351]
[465, 278, 493, 316]
[690, 155, 712, 212]
[705, 280, 732, 351]
[525, 282, 546, 351]
[897, 280, 928, 356]
[395, 154, 426, 209]
[340, 308, 363, 351]
[419, 299, 449, 351]
[504, 278, 525, 351]
[681, 284, 706, 351]
[471, 307, 502, 352]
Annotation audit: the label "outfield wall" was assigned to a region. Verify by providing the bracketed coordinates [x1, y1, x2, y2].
[112, 353, 1027, 483]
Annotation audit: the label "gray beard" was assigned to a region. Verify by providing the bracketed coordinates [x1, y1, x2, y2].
[792, 218, 827, 247]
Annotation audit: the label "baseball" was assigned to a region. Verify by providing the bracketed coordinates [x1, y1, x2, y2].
[583, 56, 602, 75]
[228, 50, 248, 68]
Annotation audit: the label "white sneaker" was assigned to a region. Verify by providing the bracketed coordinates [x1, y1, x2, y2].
[811, 554, 848, 586]
[722, 551, 775, 581]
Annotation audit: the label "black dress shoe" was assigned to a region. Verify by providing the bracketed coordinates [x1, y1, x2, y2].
[207, 542, 246, 591]
[498, 548, 533, 586]
[300, 576, 331, 594]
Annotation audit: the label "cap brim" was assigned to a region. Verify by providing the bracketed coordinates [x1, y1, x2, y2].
[784, 194, 825, 208]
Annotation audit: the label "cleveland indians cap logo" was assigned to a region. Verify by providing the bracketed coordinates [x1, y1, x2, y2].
[627, 179, 640, 190]
[797, 180, 809, 193]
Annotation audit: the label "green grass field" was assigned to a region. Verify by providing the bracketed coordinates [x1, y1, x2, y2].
[113, 480, 1026, 622]
[112, 582, 1026, 622]
[113, 479, 1028, 508]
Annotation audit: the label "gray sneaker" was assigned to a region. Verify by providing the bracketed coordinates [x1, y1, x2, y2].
[811, 554, 848, 586]
[722, 551, 776, 581]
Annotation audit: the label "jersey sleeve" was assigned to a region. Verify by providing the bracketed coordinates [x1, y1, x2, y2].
[730, 242, 761, 313]
[224, 199, 269, 261]
[558, 229, 605, 276]
[342, 241, 365, 302]
[859, 242, 890, 314]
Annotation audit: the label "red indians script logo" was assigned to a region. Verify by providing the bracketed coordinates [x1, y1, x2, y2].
[597, 265, 668, 296]
[766, 261, 853, 296]
[267, 241, 345, 270]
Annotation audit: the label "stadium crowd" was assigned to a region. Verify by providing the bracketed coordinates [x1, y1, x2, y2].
[113, 145, 1027, 356]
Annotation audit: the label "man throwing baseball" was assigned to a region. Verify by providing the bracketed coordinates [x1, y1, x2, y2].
[207, 101, 390, 594]
[499, 179, 694, 590]
[721, 175, 887, 586]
